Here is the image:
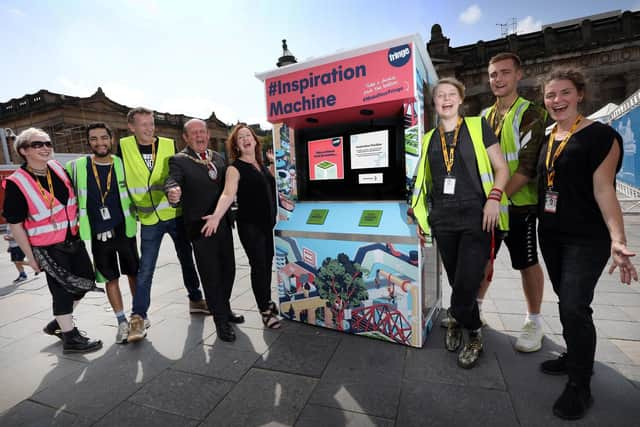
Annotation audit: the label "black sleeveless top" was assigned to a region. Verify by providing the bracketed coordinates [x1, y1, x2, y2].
[537, 121, 623, 242]
[232, 159, 276, 231]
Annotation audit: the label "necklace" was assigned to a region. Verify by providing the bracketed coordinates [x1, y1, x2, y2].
[27, 165, 47, 176]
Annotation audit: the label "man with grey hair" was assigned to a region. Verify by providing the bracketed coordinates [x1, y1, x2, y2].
[165, 119, 238, 342]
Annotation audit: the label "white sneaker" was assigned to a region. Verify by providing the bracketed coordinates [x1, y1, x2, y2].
[515, 320, 543, 352]
[115, 322, 129, 344]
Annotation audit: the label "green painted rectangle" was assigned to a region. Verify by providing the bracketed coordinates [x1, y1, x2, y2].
[306, 209, 329, 225]
[358, 210, 383, 227]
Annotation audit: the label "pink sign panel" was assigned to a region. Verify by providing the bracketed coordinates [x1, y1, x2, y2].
[308, 137, 344, 181]
[265, 43, 415, 122]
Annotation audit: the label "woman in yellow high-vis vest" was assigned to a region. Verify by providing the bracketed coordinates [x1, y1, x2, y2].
[412, 77, 509, 369]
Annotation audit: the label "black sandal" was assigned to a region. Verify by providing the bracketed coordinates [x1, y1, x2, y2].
[261, 309, 281, 329]
[268, 300, 279, 315]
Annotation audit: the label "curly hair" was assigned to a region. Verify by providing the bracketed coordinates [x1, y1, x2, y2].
[226, 124, 264, 166]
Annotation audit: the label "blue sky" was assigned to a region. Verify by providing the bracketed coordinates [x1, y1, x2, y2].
[1, 0, 637, 128]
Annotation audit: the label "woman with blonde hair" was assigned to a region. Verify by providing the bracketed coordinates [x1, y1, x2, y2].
[411, 77, 509, 368]
[2, 128, 102, 353]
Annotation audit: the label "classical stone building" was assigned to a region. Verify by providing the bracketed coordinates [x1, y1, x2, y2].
[0, 87, 230, 164]
[427, 10, 640, 115]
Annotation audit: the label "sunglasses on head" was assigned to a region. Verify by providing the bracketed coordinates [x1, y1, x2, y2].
[24, 140, 53, 149]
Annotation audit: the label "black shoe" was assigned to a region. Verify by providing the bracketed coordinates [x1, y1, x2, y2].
[552, 381, 593, 420]
[228, 311, 245, 324]
[215, 321, 236, 342]
[62, 328, 103, 354]
[541, 353, 568, 375]
[43, 319, 63, 341]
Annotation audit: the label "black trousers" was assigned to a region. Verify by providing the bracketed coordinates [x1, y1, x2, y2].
[237, 221, 274, 312]
[433, 226, 491, 331]
[539, 231, 610, 386]
[191, 223, 235, 322]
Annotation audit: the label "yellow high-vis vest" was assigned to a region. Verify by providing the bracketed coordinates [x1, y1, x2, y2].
[411, 116, 509, 236]
[65, 155, 137, 240]
[120, 136, 179, 225]
[482, 97, 538, 206]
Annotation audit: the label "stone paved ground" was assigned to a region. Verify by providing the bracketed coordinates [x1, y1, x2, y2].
[0, 220, 639, 426]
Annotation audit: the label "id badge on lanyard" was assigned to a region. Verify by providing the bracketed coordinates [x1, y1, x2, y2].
[100, 206, 112, 220]
[443, 175, 456, 195]
[544, 191, 558, 214]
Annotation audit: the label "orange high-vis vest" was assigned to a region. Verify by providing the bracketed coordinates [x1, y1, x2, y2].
[3, 160, 79, 246]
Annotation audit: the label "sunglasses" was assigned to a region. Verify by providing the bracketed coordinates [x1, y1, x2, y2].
[23, 140, 53, 149]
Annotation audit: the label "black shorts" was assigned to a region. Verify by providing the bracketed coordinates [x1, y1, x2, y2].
[494, 208, 539, 270]
[9, 246, 25, 262]
[91, 226, 139, 283]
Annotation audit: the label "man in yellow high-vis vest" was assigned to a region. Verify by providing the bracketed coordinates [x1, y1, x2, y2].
[117, 107, 207, 342]
[66, 122, 139, 344]
[480, 52, 549, 352]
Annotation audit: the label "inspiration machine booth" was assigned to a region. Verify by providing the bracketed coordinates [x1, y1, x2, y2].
[256, 35, 441, 347]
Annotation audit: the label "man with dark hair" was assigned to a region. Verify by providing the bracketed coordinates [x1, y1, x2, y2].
[479, 52, 548, 352]
[66, 122, 139, 343]
[117, 108, 207, 342]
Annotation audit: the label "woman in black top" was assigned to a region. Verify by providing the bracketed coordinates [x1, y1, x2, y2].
[204, 124, 280, 329]
[537, 69, 637, 420]
[413, 77, 509, 369]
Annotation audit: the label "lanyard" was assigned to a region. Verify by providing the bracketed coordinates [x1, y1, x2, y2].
[545, 115, 583, 188]
[34, 168, 55, 209]
[488, 97, 519, 137]
[91, 157, 113, 206]
[151, 138, 156, 166]
[438, 117, 463, 175]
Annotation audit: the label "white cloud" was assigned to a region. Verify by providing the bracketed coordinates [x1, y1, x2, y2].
[633, 1, 640, 11]
[459, 4, 482, 24]
[517, 16, 542, 34]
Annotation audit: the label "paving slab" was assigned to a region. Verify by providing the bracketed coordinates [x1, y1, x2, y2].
[295, 404, 394, 427]
[30, 343, 177, 421]
[404, 347, 506, 390]
[0, 351, 86, 413]
[203, 324, 281, 353]
[201, 368, 317, 427]
[0, 399, 82, 426]
[255, 331, 341, 377]
[93, 401, 199, 427]
[173, 344, 261, 382]
[396, 380, 518, 427]
[128, 369, 234, 420]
